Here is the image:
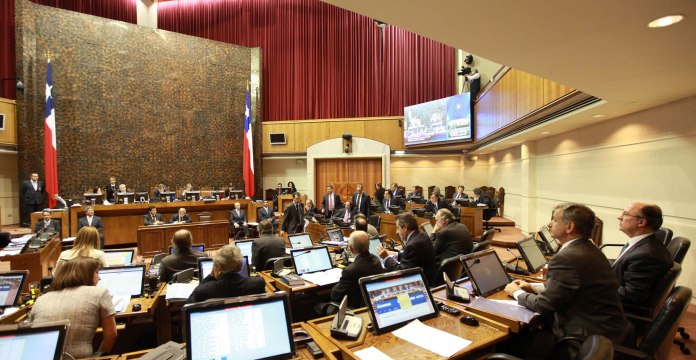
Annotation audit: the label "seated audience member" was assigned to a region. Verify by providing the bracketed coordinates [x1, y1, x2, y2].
[187, 244, 265, 303]
[431, 209, 473, 264]
[117, 184, 127, 194]
[407, 186, 422, 201]
[34, 210, 61, 234]
[613, 203, 673, 307]
[333, 201, 354, 224]
[390, 182, 404, 198]
[451, 185, 468, 207]
[304, 199, 321, 222]
[159, 230, 207, 283]
[424, 193, 448, 213]
[472, 187, 494, 208]
[180, 183, 193, 199]
[154, 183, 175, 202]
[321, 185, 343, 218]
[377, 212, 436, 284]
[230, 202, 250, 238]
[354, 214, 378, 237]
[431, 186, 442, 196]
[257, 200, 278, 231]
[504, 203, 628, 358]
[29, 257, 117, 358]
[251, 220, 286, 271]
[168, 207, 192, 224]
[331, 231, 385, 308]
[144, 205, 164, 226]
[55, 227, 107, 273]
[351, 183, 371, 217]
[77, 206, 105, 248]
[382, 190, 402, 212]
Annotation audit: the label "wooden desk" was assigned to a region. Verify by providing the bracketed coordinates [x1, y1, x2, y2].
[307, 307, 509, 359]
[258, 270, 335, 321]
[279, 194, 295, 213]
[137, 220, 230, 257]
[0, 306, 31, 324]
[377, 212, 432, 244]
[0, 234, 61, 291]
[70, 199, 255, 246]
[458, 207, 483, 238]
[30, 210, 70, 238]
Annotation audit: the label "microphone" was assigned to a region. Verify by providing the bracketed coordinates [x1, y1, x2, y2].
[505, 247, 521, 273]
[53, 194, 67, 209]
[504, 248, 530, 275]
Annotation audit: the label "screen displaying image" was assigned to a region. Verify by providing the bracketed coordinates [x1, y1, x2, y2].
[364, 273, 436, 329]
[404, 92, 471, 146]
[291, 247, 332, 274]
[289, 234, 313, 249]
[0, 274, 25, 306]
[98, 266, 144, 297]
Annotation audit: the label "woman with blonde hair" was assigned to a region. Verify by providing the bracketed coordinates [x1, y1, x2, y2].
[55, 226, 107, 272]
[29, 256, 117, 358]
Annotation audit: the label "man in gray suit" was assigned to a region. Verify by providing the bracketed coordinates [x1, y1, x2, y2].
[430, 208, 472, 264]
[505, 203, 628, 358]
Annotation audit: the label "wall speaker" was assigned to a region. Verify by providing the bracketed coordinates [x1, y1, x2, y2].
[342, 134, 352, 154]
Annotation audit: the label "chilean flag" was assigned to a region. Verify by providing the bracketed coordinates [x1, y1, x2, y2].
[44, 59, 59, 208]
[243, 85, 255, 197]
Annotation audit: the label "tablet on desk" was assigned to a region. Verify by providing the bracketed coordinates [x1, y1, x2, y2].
[325, 227, 344, 243]
[461, 249, 511, 297]
[538, 225, 560, 254]
[197, 256, 249, 282]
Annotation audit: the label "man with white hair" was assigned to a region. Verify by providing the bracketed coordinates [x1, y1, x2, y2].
[331, 231, 385, 308]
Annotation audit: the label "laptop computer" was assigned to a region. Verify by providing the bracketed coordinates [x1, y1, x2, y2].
[102, 249, 135, 266]
[197, 256, 250, 282]
[234, 239, 254, 264]
[290, 246, 333, 275]
[515, 235, 548, 273]
[325, 227, 345, 243]
[183, 292, 295, 360]
[461, 249, 512, 297]
[358, 268, 439, 334]
[0, 320, 69, 359]
[288, 233, 313, 249]
[0, 271, 28, 308]
[98, 265, 145, 297]
[169, 244, 205, 255]
[538, 225, 560, 254]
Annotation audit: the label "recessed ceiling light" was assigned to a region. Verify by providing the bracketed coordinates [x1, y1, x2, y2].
[511, 141, 521, 144]
[648, 15, 684, 28]
[541, 131, 551, 135]
[394, 150, 405, 155]
[592, 114, 605, 118]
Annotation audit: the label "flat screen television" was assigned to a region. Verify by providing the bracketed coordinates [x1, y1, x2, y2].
[404, 92, 472, 146]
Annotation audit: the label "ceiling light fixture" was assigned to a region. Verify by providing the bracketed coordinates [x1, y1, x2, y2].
[394, 150, 405, 155]
[592, 114, 605, 118]
[648, 15, 684, 28]
[541, 131, 551, 135]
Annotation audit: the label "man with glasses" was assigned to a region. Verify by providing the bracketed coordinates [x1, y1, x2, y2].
[612, 203, 673, 307]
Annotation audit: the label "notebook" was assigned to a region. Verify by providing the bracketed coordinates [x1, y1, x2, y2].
[288, 233, 313, 249]
[461, 249, 511, 297]
[516, 235, 548, 273]
[358, 268, 439, 334]
[0, 271, 28, 308]
[183, 293, 295, 360]
[102, 249, 135, 266]
[0, 320, 68, 360]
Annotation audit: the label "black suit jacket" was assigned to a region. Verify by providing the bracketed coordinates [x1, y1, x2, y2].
[383, 231, 436, 284]
[257, 206, 276, 223]
[20, 180, 45, 205]
[77, 216, 104, 232]
[475, 194, 494, 208]
[159, 250, 208, 283]
[168, 214, 192, 223]
[391, 188, 404, 198]
[105, 184, 118, 202]
[230, 209, 247, 224]
[281, 202, 304, 234]
[351, 192, 371, 216]
[331, 253, 385, 308]
[431, 222, 473, 263]
[517, 238, 628, 344]
[612, 233, 673, 307]
[424, 199, 448, 213]
[381, 197, 403, 211]
[321, 193, 343, 217]
[143, 213, 164, 226]
[187, 272, 266, 303]
[251, 235, 287, 270]
[332, 207, 354, 223]
[34, 219, 61, 234]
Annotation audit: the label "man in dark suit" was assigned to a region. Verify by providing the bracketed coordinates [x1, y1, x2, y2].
[257, 200, 278, 232]
[332, 201, 354, 225]
[505, 203, 628, 358]
[381, 190, 402, 213]
[351, 183, 371, 216]
[280, 192, 305, 236]
[321, 185, 343, 218]
[34, 210, 61, 234]
[612, 203, 673, 307]
[187, 244, 266, 303]
[20, 173, 46, 227]
[406, 186, 422, 201]
[251, 220, 286, 271]
[77, 206, 105, 248]
[168, 207, 192, 224]
[430, 209, 473, 264]
[473, 187, 494, 208]
[230, 202, 249, 238]
[331, 231, 385, 308]
[144, 205, 164, 225]
[160, 229, 208, 283]
[105, 176, 118, 203]
[424, 193, 448, 214]
[378, 212, 436, 284]
[390, 182, 404, 198]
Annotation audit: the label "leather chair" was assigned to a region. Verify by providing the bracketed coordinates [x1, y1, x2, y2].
[623, 262, 681, 322]
[487, 335, 614, 360]
[368, 215, 381, 231]
[432, 255, 465, 287]
[444, 186, 456, 200]
[471, 229, 495, 253]
[197, 211, 213, 222]
[483, 208, 501, 232]
[263, 256, 292, 271]
[667, 236, 690, 264]
[655, 227, 674, 246]
[497, 187, 506, 217]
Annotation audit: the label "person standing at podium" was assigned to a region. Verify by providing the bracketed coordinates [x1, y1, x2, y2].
[144, 205, 164, 226]
[34, 210, 61, 234]
[20, 172, 45, 227]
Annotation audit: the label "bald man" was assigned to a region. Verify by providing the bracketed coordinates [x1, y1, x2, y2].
[331, 231, 385, 308]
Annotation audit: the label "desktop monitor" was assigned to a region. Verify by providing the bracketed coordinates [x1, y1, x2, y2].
[184, 191, 201, 201]
[183, 292, 295, 360]
[461, 249, 511, 297]
[83, 193, 103, 205]
[455, 198, 470, 206]
[515, 236, 548, 273]
[158, 191, 176, 202]
[235, 239, 254, 265]
[197, 256, 250, 282]
[325, 227, 344, 243]
[538, 225, 560, 254]
[134, 192, 149, 203]
[409, 195, 423, 203]
[0, 320, 68, 360]
[97, 265, 145, 297]
[102, 249, 135, 267]
[290, 246, 333, 275]
[358, 268, 439, 335]
[116, 192, 135, 205]
[411, 208, 426, 218]
[229, 190, 244, 199]
[170, 244, 205, 255]
[210, 190, 226, 199]
[288, 233, 313, 249]
[0, 271, 28, 308]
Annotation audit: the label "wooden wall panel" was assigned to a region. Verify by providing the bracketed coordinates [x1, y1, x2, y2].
[0, 99, 16, 145]
[515, 70, 545, 119]
[314, 158, 382, 206]
[263, 122, 296, 153]
[299, 122, 330, 152]
[367, 119, 404, 149]
[544, 79, 574, 103]
[328, 121, 365, 139]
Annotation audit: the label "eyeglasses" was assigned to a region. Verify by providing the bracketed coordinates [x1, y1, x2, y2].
[621, 212, 645, 219]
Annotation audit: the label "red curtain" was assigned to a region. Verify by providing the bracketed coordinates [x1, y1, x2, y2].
[158, 0, 455, 121]
[0, 0, 136, 100]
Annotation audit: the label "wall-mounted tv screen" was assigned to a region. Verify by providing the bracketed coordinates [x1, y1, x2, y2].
[404, 92, 471, 146]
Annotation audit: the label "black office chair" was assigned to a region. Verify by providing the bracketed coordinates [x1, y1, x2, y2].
[263, 256, 292, 271]
[655, 227, 674, 246]
[487, 335, 614, 360]
[623, 262, 681, 323]
[667, 236, 690, 264]
[471, 229, 495, 253]
[432, 255, 465, 287]
[482, 208, 501, 232]
[368, 215, 381, 231]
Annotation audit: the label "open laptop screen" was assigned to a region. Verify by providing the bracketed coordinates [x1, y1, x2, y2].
[325, 228, 344, 243]
[290, 246, 332, 275]
[516, 236, 548, 273]
[461, 249, 511, 297]
[368, 238, 383, 257]
[97, 265, 145, 297]
[358, 268, 438, 334]
[288, 233, 313, 249]
[102, 250, 134, 267]
[170, 244, 205, 255]
[235, 240, 254, 264]
[0, 272, 28, 307]
[0, 321, 68, 360]
[184, 293, 294, 360]
[198, 256, 250, 282]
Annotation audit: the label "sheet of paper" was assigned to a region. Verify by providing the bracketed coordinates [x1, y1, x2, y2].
[354, 346, 394, 360]
[112, 295, 131, 313]
[300, 267, 343, 286]
[0, 307, 20, 320]
[165, 283, 198, 301]
[470, 297, 537, 324]
[392, 319, 471, 358]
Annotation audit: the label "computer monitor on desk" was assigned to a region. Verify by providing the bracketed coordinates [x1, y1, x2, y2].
[515, 235, 548, 273]
[183, 293, 295, 360]
[158, 191, 176, 202]
[0, 271, 28, 308]
[0, 321, 68, 359]
[116, 192, 135, 205]
[229, 190, 243, 199]
[461, 249, 511, 297]
[184, 191, 201, 201]
[83, 193, 103, 205]
[102, 249, 135, 266]
[210, 190, 225, 200]
[97, 265, 145, 297]
[134, 192, 149, 203]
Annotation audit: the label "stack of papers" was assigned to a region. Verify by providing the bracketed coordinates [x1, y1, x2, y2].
[0, 234, 33, 257]
[469, 297, 538, 323]
[393, 319, 471, 357]
[300, 267, 343, 286]
[112, 295, 131, 313]
[166, 283, 199, 301]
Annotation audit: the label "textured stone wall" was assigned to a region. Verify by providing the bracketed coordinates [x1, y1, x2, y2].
[15, 0, 263, 198]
